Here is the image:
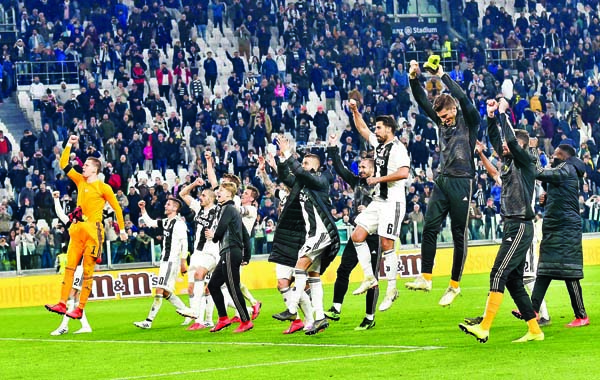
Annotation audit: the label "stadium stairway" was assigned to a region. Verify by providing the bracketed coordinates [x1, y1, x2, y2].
[0, 95, 34, 146]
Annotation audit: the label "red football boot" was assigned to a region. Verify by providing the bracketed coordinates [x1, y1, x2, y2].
[210, 317, 232, 332]
[566, 317, 590, 328]
[66, 307, 84, 320]
[233, 320, 254, 333]
[252, 302, 262, 320]
[45, 302, 67, 315]
[283, 319, 304, 334]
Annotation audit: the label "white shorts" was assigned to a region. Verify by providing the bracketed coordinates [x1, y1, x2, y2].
[155, 261, 179, 292]
[72, 265, 84, 291]
[298, 232, 332, 272]
[354, 199, 405, 240]
[275, 263, 294, 280]
[189, 250, 219, 274]
[523, 241, 538, 278]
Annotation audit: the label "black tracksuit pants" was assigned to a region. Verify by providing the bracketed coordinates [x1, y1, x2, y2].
[421, 175, 473, 281]
[532, 277, 587, 319]
[208, 248, 250, 322]
[333, 234, 380, 315]
[490, 220, 536, 321]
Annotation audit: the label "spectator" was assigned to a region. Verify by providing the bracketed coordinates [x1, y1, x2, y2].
[30, 76, 45, 111]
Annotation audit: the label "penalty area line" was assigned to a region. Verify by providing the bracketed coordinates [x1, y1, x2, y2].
[110, 348, 442, 380]
[0, 337, 444, 350]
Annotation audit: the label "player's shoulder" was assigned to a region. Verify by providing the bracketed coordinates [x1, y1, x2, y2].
[391, 138, 409, 153]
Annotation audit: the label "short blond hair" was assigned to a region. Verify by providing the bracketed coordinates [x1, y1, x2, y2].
[220, 182, 238, 198]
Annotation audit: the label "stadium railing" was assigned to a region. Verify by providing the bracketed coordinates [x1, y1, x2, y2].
[16, 60, 80, 88]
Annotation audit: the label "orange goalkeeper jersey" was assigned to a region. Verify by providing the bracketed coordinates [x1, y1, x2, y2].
[60, 144, 125, 231]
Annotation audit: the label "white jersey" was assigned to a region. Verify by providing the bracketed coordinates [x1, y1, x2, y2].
[189, 200, 219, 255]
[299, 188, 327, 238]
[145, 214, 188, 263]
[239, 204, 257, 234]
[368, 133, 410, 202]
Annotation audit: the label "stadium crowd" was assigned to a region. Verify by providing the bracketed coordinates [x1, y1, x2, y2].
[2, 0, 600, 272]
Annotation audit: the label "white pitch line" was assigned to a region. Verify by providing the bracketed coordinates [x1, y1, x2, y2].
[110, 348, 442, 380]
[0, 337, 444, 350]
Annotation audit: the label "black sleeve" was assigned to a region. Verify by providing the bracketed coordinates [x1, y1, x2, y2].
[327, 146, 358, 187]
[212, 206, 235, 242]
[276, 159, 296, 188]
[487, 115, 503, 155]
[284, 155, 328, 191]
[410, 78, 439, 123]
[499, 113, 531, 166]
[242, 225, 251, 262]
[441, 73, 480, 134]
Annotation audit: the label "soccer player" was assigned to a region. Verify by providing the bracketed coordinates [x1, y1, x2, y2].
[530, 144, 589, 327]
[259, 154, 314, 334]
[458, 98, 544, 343]
[133, 198, 189, 329]
[50, 191, 91, 336]
[176, 179, 220, 330]
[406, 60, 480, 306]
[324, 133, 382, 330]
[206, 153, 262, 319]
[46, 135, 126, 319]
[465, 140, 551, 327]
[348, 100, 410, 311]
[205, 182, 253, 333]
[272, 136, 340, 335]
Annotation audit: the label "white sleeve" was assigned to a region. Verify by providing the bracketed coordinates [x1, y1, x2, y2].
[175, 220, 188, 260]
[367, 132, 378, 148]
[141, 210, 159, 228]
[392, 142, 411, 169]
[54, 198, 69, 224]
[189, 199, 201, 214]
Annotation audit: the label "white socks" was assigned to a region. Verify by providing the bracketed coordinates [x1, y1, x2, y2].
[166, 294, 186, 310]
[280, 287, 293, 311]
[299, 289, 314, 324]
[147, 295, 163, 321]
[189, 280, 205, 320]
[354, 241, 374, 278]
[205, 292, 214, 323]
[383, 249, 398, 291]
[308, 277, 324, 320]
[288, 269, 307, 315]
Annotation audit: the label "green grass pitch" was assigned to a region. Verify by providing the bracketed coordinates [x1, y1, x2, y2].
[1, 267, 599, 380]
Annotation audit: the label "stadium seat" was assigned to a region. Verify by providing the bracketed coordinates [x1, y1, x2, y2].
[177, 167, 189, 180]
[150, 170, 164, 182]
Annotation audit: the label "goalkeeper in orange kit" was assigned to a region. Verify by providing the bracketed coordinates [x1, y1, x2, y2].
[45, 135, 127, 320]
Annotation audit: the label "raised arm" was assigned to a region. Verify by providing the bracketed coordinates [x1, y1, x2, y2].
[439, 68, 480, 131]
[179, 178, 205, 206]
[497, 99, 532, 166]
[205, 152, 219, 189]
[138, 200, 158, 228]
[348, 99, 372, 142]
[257, 155, 277, 194]
[475, 141, 500, 182]
[327, 135, 358, 187]
[486, 100, 503, 155]
[60, 135, 83, 186]
[408, 60, 439, 122]
[283, 155, 328, 190]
